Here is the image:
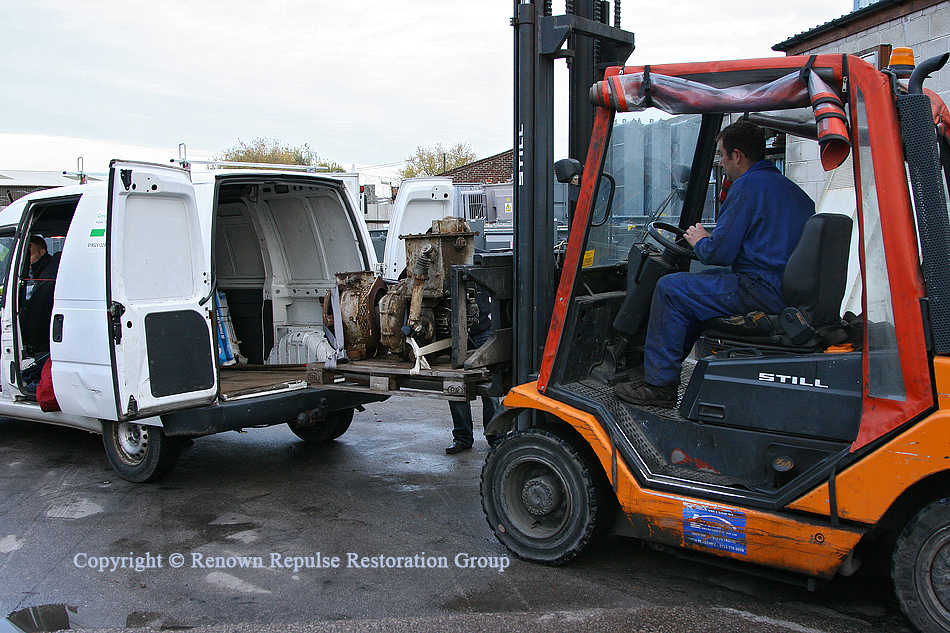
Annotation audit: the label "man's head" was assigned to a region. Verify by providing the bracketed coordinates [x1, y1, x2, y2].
[28, 236, 47, 265]
[716, 121, 766, 181]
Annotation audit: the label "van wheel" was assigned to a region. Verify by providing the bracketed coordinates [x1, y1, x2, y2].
[892, 498, 950, 633]
[481, 428, 612, 565]
[287, 408, 354, 443]
[101, 420, 182, 483]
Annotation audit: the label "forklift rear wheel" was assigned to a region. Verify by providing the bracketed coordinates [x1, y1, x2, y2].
[101, 420, 182, 483]
[481, 428, 610, 565]
[892, 497, 950, 633]
[287, 408, 354, 443]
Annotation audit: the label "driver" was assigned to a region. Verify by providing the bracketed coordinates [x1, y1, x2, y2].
[614, 121, 815, 408]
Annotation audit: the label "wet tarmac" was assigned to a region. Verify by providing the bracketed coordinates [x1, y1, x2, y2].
[0, 396, 915, 632]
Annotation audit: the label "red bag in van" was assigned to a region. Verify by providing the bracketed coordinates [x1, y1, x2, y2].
[37, 359, 61, 412]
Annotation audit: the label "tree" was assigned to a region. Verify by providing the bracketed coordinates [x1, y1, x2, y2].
[397, 143, 476, 180]
[213, 138, 344, 172]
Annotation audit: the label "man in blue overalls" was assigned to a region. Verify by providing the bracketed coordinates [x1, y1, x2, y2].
[614, 121, 815, 408]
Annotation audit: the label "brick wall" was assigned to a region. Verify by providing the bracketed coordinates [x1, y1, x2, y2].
[439, 150, 513, 184]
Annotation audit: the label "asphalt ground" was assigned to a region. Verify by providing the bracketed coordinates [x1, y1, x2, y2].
[0, 395, 915, 633]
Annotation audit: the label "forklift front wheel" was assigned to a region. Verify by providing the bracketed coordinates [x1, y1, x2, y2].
[481, 428, 609, 565]
[287, 408, 354, 443]
[101, 420, 182, 483]
[892, 497, 950, 633]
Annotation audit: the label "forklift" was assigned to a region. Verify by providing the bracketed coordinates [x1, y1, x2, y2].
[311, 2, 950, 631]
[479, 8, 950, 633]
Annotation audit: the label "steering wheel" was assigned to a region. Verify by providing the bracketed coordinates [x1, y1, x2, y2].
[646, 221, 696, 259]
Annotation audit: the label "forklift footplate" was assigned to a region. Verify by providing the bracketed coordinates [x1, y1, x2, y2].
[307, 357, 491, 401]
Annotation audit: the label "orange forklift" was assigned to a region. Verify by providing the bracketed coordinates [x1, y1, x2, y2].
[480, 19, 950, 633]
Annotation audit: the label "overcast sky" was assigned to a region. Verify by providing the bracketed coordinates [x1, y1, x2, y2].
[1, 0, 854, 185]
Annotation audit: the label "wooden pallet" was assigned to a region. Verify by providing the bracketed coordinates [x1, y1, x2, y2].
[307, 356, 491, 401]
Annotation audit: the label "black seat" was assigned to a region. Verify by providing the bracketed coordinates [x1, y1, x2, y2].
[702, 213, 853, 352]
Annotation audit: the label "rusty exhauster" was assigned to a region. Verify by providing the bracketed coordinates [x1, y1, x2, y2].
[327, 217, 477, 363]
[322, 271, 387, 360]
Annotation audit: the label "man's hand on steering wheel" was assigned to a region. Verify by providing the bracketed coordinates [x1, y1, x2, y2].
[684, 223, 710, 247]
[646, 221, 697, 259]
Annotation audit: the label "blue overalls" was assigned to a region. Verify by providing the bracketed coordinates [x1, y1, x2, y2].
[643, 161, 816, 386]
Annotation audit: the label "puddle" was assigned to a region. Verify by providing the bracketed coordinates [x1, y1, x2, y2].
[1, 606, 186, 632]
[2, 604, 87, 633]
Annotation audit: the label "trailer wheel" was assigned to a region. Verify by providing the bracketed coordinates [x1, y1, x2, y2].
[892, 498, 950, 633]
[287, 408, 354, 443]
[481, 428, 610, 565]
[101, 420, 182, 483]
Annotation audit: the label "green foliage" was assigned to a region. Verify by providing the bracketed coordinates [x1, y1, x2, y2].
[397, 143, 476, 180]
[213, 138, 344, 172]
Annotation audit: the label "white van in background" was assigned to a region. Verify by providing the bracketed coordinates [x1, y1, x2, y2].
[379, 177, 455, 281]
[0, 160, 385, 482]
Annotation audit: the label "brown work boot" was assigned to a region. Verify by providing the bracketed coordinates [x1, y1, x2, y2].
[614, 381, 678, 408]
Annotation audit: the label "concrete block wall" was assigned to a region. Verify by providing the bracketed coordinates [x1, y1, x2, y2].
[785, 0, 950, 200]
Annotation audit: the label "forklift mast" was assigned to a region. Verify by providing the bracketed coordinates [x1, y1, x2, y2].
[511, 0, 634, 386]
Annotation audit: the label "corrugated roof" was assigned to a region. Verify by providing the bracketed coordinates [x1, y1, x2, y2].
[773, 0, 937, 52]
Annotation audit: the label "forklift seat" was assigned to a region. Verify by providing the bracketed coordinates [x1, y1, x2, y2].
[701, 213, 853, 352]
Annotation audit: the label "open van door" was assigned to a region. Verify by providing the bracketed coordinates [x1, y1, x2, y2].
[107, 161, 217, 421]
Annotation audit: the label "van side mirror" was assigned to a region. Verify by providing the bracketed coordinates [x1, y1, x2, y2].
[555, 159, 583, 184]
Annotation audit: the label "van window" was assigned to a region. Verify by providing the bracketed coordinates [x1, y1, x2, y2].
[122, 196, 198, 301]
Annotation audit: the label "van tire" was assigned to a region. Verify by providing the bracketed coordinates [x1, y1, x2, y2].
[892, 497, 950, 633]
[101, 420, 182, 483]
[287, 408, 354, 443]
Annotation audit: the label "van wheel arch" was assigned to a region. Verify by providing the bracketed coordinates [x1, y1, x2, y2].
[101, 420, 182, 483]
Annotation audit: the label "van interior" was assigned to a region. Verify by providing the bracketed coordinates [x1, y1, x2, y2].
[211, 176, 369, 399]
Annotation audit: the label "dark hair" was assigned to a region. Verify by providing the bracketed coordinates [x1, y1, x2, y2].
[716, 121, 766, 163]
[28, 235, 48, 252]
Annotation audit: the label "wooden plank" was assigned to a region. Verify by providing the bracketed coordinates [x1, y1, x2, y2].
[307, 358, 490, 380]
[219, 367, 308, 395]
[306, 358, 488, 401]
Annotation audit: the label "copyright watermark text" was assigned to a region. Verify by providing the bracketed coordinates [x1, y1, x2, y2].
[73, 550, 510, 573]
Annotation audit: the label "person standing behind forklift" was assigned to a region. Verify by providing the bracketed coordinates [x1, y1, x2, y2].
[614, 121, 815, 408]
[445, 286, 503, 454]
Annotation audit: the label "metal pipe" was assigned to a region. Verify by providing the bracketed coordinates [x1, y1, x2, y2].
[908, 52, 949, 95]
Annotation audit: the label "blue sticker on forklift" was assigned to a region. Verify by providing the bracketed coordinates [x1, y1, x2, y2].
[682, 502, 747, 555]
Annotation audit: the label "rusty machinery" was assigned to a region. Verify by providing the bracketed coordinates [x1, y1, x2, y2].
[323, 217, 511, 385]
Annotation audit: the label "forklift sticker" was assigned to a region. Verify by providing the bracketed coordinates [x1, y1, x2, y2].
[582, 249, 595, 268]
[682, 502, 747, 555]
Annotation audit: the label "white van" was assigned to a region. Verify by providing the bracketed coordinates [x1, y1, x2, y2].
[0, 161, 385, 482]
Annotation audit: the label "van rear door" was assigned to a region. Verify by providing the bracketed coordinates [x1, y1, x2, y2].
[107, 161, 217, 420]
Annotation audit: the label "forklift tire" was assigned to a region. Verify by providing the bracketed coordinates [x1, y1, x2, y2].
[101, 420, 182, 483]
[287, 408, 354, 443]
[892, 498, 950, 633]
[481, 428, 611, 565]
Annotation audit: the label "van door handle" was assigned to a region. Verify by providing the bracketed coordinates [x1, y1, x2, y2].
[52, 314, 64, 343]
[109, 302, 126, 344]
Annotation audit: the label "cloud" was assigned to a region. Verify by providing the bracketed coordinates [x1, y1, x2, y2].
[1, 0, 853, 177]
